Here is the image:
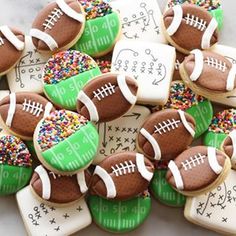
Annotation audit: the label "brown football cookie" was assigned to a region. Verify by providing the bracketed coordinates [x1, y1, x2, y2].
[166, 146, 231, 196]
[30, 0, 85, 53]
[0, 25, 25, 75]
[163, 4, 218, 54]
[77, 73, 138, 123]
[137, 109, 195, 161]
[0, 92, 55, 140]
[30, 165, 91, 206]
[90, 152, 154, 200]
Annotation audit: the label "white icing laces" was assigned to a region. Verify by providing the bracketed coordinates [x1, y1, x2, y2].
[204, 57, 227, 72]
[181, 153, 206, 171]
[22, 99, 44, 117]
[0, 37, 4, 46]
[111, 160, 136, 176]
[93, 83, 116, 101]
[43, 8, 63, 30]
[184, 14, 207, 31]
[154, 119, 181, 135]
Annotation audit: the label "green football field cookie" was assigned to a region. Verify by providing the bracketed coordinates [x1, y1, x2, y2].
[150, 170, 186, 207]
[88, 194, 151, 233]
[73, 1, 121, 57]
[0, 135, 32, 195]
[163, 81, 213, 139]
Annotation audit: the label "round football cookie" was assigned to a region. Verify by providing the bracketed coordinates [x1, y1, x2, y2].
[43, 50, 101, 110]
[88, 192, 151, 233]
[150, 169, 186, 207]
[0, 25, 25, 76]
[166, 146, 231, 197]
[34, 110, 99, 175]
[30, 0, 85, 53]
[73, 0, 121, 57]
[30, 165, 91, 206]
[203, 109, 236, 149]
[0, 135, 32, 195]
[90, 152, 154, 200]
[137, 109, 196, 161]
[0, 92, 55, 140]
[77, 73, 138, 123]
[163, 80, 213, 138]
[163, 4, 218, 54]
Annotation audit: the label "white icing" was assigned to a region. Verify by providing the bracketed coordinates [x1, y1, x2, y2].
[166, 5, 183, 36]
[181, 153, 206, 171]
[77, 90, 99, 122]
[111, 160, 136, 176]
[140, 128, 161, 160]
[44, 102, 53, 118]
[93, 82, 116, 101]
[204, 57, 227, 72]
[30, 29, 58, 51]
[76, 171, 88, 194]
[168, 160, 184, 190]
[229, 130, 236, 167]
[226, 64, 236, 91]
[184, 14, 207, 31]
[207, 147, 223, 175]
[117, 74, 137, 105]
[6, 93, 16, 127]
[94, 166, 117, 198]
[154, 118, 181, 134]
[177, 110, 195, 137]
[22, 99, 43, 117]
[42, 8, 64, 30]
[136, 153, 153, 181]
[190, 49, 204, 81]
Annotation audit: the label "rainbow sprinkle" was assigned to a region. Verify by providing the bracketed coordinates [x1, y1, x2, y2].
[37, 110, 88, 152]
[168, 0, 221, 11]
[0, 136, 32, 167]
[208, 109, 236, 134]
[164, 82, 205, 110]
[80, 0, 113, 20]
[43, 50, 97, 84]
[96, 59, 111, 73]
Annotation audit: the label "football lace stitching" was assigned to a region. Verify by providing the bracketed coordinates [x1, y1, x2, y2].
[22, 99, 44, 117]
[181, 153, 206, 171]
[111, 160, 136, 176]
[204, 57, 227, 72]
[154, 119, 181, 135]
[0, 37, 4, 46]
[184, 14, 207, 31]
[43, 8, 64, 30]
[93, 83, 116, 101]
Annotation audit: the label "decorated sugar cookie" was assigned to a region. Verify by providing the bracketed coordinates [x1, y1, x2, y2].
[73, 0, 121, 57]
[88, 193, 151, 233]
[30, 0, 85, 53]
[34, 110, 99, 175]
[173, 51, 186, 80]
[0, 92, 54, 140]
[0, 90, 9, 101]
[150, 169, 186, 207]
[0, 135, 32, 195]
[30, 165, 91, 206]
[137, 109, 196, 161]
[0, 25, 25, 75]
[111, 40, 176, 105]
[17, 186, 92, 236]
[77, 73, 138, 123]
[163, 4, 218, 54]
[7, 36, 50, 94]
[43, 50, 101, 110]
[203, 109, 236, 149]
[94, 105, 151, 164]
[163, 81, 213, 138]
[110, 0, 166, 43]
[166, 146, 231, 197]
[91, 152, 154, 200]
[184, 169, 236, 235]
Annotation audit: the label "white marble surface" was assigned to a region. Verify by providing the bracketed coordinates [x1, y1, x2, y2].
[0, 0, 235, 235]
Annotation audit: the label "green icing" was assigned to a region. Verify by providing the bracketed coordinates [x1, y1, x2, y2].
[42, 123, 99, 173]
[150, 170, 186, 207]
[73, 12, 120, 57]
[203, 131, 227, 149]
[0, 165, 32, 195]
[44, 67, 101, 110]
[186, 100, 213, 139]
[88, 195, 151, 233]
[210, 8, 223, 30]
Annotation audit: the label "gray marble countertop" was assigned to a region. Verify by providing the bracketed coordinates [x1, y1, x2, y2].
[0, 0, 235, 235]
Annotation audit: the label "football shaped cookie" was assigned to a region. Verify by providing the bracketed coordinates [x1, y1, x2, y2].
[166, 146, 231, 196]
[30, 165, 91, 206]
[30, 0, 85, 53]
[90, 152, 154, 200]
[0, 92, 54, 140]
[77, 73, 138, 123]
[163, 4, 218, 54]
[0, 25, 25, 75]
[137, 109, 195, 161]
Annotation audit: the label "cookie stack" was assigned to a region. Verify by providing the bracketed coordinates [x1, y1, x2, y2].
[1, 0, 236, 235]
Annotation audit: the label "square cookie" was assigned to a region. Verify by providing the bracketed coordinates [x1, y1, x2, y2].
[16, 186, 92, 236]
[111, 40, 176, 105]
